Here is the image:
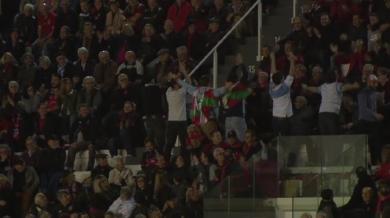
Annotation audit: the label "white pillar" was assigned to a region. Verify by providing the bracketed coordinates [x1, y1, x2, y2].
[257, 0, 262, 61]
[293, 0, 297, 18]
[213, 50, 218, 88]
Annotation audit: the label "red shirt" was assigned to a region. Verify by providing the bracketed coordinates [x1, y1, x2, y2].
[376, 163, 390, 182]
[38, 12, 57, 38]
[167, 1, 192, 32]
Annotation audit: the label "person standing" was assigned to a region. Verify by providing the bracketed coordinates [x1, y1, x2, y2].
[269, 52, 295, 135]
[165, 76, 188, 158]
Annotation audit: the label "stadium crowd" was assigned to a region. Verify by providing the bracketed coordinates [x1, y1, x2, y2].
[0, 0, 390, 217]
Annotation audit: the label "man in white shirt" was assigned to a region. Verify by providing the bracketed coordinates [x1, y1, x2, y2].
[165, 77, 188, 158]
[302, 68, 359, 134]
[107, 186, 136, 218]
[269, 52, 295, 135]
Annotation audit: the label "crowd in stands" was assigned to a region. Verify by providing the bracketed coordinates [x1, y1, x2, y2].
[0, 0, 390, 217]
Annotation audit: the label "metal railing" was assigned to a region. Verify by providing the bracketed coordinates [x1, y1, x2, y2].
[188, 0, 263, 88]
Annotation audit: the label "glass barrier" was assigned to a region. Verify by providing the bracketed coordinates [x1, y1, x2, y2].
[203, 135, 368, 218]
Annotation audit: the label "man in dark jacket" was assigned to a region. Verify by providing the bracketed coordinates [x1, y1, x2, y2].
[37, 135, 66, 200]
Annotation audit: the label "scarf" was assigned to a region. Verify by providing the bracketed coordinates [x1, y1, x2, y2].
[191, 88, 218, 125]
[222, 82, 250, 109]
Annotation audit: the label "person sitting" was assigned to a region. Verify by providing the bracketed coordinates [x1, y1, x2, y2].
[107, 186, 136, 218]
[91, 154, 112, 179]
[108, 157, 134, 189]
[50, 189, 75, 218]
[11, 158, 39, 217]
[28, 192, 51, 218]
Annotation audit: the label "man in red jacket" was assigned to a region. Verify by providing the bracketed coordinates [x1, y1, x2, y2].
[167, 0, 192, 32]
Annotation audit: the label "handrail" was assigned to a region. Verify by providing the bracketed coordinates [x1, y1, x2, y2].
[188, 0, 260, 77]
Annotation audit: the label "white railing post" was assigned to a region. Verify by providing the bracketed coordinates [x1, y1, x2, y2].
[213, 50, 218, 88]
[257, 0, 262, 61]
[293, 0, 297, 18]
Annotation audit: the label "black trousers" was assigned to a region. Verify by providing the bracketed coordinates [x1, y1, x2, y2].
[272, 117, 290, 136]
[165, 121, 187, 158]
[318, 112, 339, 135]
[355, 120, 382, 164]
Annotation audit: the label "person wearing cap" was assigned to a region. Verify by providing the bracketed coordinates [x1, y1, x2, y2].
[91, 153, 112, 179]
[10, 158, 39, 216]
[356, 73, 384, 164]
[204, 17, 223, 51]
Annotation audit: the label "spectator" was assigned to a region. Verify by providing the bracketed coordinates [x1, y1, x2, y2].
[14, 3, 37, 45]
[74, 47, 96, 85]
[376, 180, 390, 218]
[123, 0, 145, 30]
[55, 52, 75, 79]
[0, 52, 19, 90]
[78, 0, 92, 35]
[138, 23, 161, 65]
[54, 0, 78, 36]
[37, 135, 65, 199]
[91, 0, 107, 33]
[116, 101, 144, 156]
[34, 56, 54, 91]
[108, 157, 134, 189]
[91, 154, 112, 179]
[21, 136, 41, 169]
[10, 158, 39, 216]
[134, 172, 153, 207]
[303, 68, 359, 135]
[317, 189, 341, 218]
[167, 0, 192, 33]
[160, 20, 181, 54]
[17, 52, 37, 89]
[95, 50, 118, 93]
[290, 96, 315, 135]
[70, 104, 99, 144]
[141, 138, 159, 170]
[36, 2, 56, 42]
[51, 189, 75, 217]
[356, 74, 384, 163]
[144, 0, 165, 32]
[28, 192, 51, 217]
[49, 25, 79, 61]
[107, 186, 136, 217]
[117, 50, 144, 83]
[31, 102, 62, 144]
[141, 78, 165, 148]
[0, 174, 16, 217]
[106, 0, 126, 35]
[0, 144, 12, 176]
[165, 74, 188, 157]
[90, 175, 117, 217]
[77, 76, 103, 116]
[269, 51, 295, 135]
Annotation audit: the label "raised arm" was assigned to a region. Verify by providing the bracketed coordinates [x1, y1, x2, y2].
[302, 84, 320, 93]
[270, 52, 277, 75]
[342, 82, 360, 92]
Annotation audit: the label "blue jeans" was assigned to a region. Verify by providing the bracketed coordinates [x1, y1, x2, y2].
[225, 116, 247, 141]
